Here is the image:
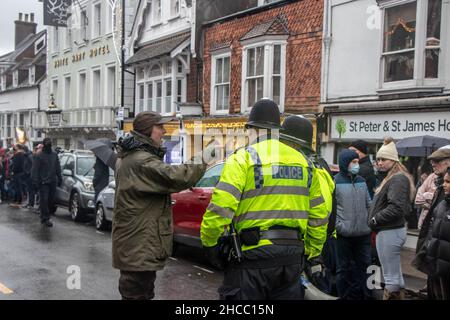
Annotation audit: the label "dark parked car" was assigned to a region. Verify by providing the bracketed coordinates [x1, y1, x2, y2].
[56, 150, 97, 221]
[95, 162, 225, 243]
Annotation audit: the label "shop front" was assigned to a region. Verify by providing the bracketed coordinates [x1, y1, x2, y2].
[321, 109, 450, 165]
[320, 107, 450, 231]
[124, 114, 319, 165]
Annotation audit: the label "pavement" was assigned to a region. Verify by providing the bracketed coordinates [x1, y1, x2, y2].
[401, 247, 427, 293]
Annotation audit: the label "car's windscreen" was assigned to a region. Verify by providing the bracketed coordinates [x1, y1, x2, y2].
[195, 163, 225, 187]
[77, 157, 96, 176]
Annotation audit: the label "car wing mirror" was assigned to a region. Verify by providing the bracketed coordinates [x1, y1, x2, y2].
[108, 181, 116, 189]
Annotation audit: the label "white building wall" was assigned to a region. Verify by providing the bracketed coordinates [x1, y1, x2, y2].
[0, 88, 38, 113]
[325, 0, 450, 102]
[138, 1, 191, 47]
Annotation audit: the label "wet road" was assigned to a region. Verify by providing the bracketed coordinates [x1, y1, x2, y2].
[0, 203, 222, 300]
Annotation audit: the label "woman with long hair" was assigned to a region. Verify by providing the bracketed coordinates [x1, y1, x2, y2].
[368, 137, 416, 300]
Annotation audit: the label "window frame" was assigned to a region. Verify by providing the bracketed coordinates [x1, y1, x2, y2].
[210, 51, 231, 115]
[64, 74, 71, 110]
[51, 77, 59, 107]
[152, 0, 162, 25]
[170, 0, 181, 18]
[91, 67, 102, 107]
[92, 2, 102, 39]
[136, 60, 185, 116]
[240, 38, 287, 114]
[78, 70, 87, 109]
[377, 0, 447, 93]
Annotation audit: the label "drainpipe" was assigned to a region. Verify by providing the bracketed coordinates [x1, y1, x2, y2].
[121, 0, 126, 127]
[321, 0, 332, 104]
[317, 0, 332, 156]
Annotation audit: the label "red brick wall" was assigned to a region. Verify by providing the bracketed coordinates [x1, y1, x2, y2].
[187, 57, 200, 103]
[203, 0, 323, 115]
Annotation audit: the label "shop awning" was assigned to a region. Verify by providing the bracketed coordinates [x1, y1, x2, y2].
[126, 33, 190, 66]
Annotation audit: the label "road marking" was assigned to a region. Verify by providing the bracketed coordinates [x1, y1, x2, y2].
[0, 283, 13, 294]
[193, 265, 214, 274]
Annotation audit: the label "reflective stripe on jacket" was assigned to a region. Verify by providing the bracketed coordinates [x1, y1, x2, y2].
[200, 138, 329, 259]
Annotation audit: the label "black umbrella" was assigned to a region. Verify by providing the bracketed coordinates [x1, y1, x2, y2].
[85, 138, 118, 170]
[396, 135, 450, 157]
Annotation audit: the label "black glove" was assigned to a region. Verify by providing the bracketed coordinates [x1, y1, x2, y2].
[203, 245, 225, 271]
[305, 255, 326, 279]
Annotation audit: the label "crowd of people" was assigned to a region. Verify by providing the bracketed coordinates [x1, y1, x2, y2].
[2, 100, 449, 300]
[111, 100, 450, 301]
[0, 138, 62, 227]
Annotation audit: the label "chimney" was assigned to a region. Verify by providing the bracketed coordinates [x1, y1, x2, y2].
[15, 12, 37, 49]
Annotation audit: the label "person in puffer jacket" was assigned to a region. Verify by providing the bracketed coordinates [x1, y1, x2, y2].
[425, 167, 450, 300]
[334, 149, 372, 300]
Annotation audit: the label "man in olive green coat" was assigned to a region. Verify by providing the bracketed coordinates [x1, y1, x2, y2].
[112, 111, 207, 300]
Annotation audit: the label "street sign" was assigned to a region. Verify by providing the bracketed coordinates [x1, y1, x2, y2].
[116, 107, 124, 121]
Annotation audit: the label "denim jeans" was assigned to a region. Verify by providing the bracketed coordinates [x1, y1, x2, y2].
[336, 234, 372, 299]
[376, 227, 406, 292]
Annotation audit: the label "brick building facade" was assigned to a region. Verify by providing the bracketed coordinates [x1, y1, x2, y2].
[203, 0, 323, 116]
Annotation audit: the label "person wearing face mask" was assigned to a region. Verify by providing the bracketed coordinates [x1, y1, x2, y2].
[368, 137, 416, 300]
[334, 149, 372, 299]
[31, 138, 62, 227]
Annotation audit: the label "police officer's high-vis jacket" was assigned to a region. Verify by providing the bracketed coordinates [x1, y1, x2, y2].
[309, 156, 336, 238]
[200, 137, 329, 260]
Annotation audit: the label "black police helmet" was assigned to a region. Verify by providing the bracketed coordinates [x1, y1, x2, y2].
[245, 99, 282, 130]
[280, 115, 314, 151]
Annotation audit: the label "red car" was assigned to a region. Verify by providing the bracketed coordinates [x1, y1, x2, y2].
[171, 162, 225, 247]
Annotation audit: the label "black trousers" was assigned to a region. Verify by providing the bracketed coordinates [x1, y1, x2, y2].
[12, 173, 24, 203]
[24, 174, 35, 206]
[39, 183, 56, 222]
[0, 177, 6, 201]
[428, 275, 450, 300]
[219, 263, 304, 300]
[118, 270, 157, 300]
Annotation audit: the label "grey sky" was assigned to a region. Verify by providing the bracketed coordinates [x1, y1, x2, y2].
[0, 0, 44, 56]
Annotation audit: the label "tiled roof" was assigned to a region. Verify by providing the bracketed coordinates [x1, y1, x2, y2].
[0, 30, 46, 63]
[126, 33, 190, 66]
[240, 16, 290, 41]
[209, 40, 232, 52]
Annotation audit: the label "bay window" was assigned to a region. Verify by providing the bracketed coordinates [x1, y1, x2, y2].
[379, 0, 445, 90]
[241, 40, 286, 112]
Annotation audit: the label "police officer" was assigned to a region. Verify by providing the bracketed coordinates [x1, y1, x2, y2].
[200, 99, 329, 300]
[280, 115, 337, 295]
